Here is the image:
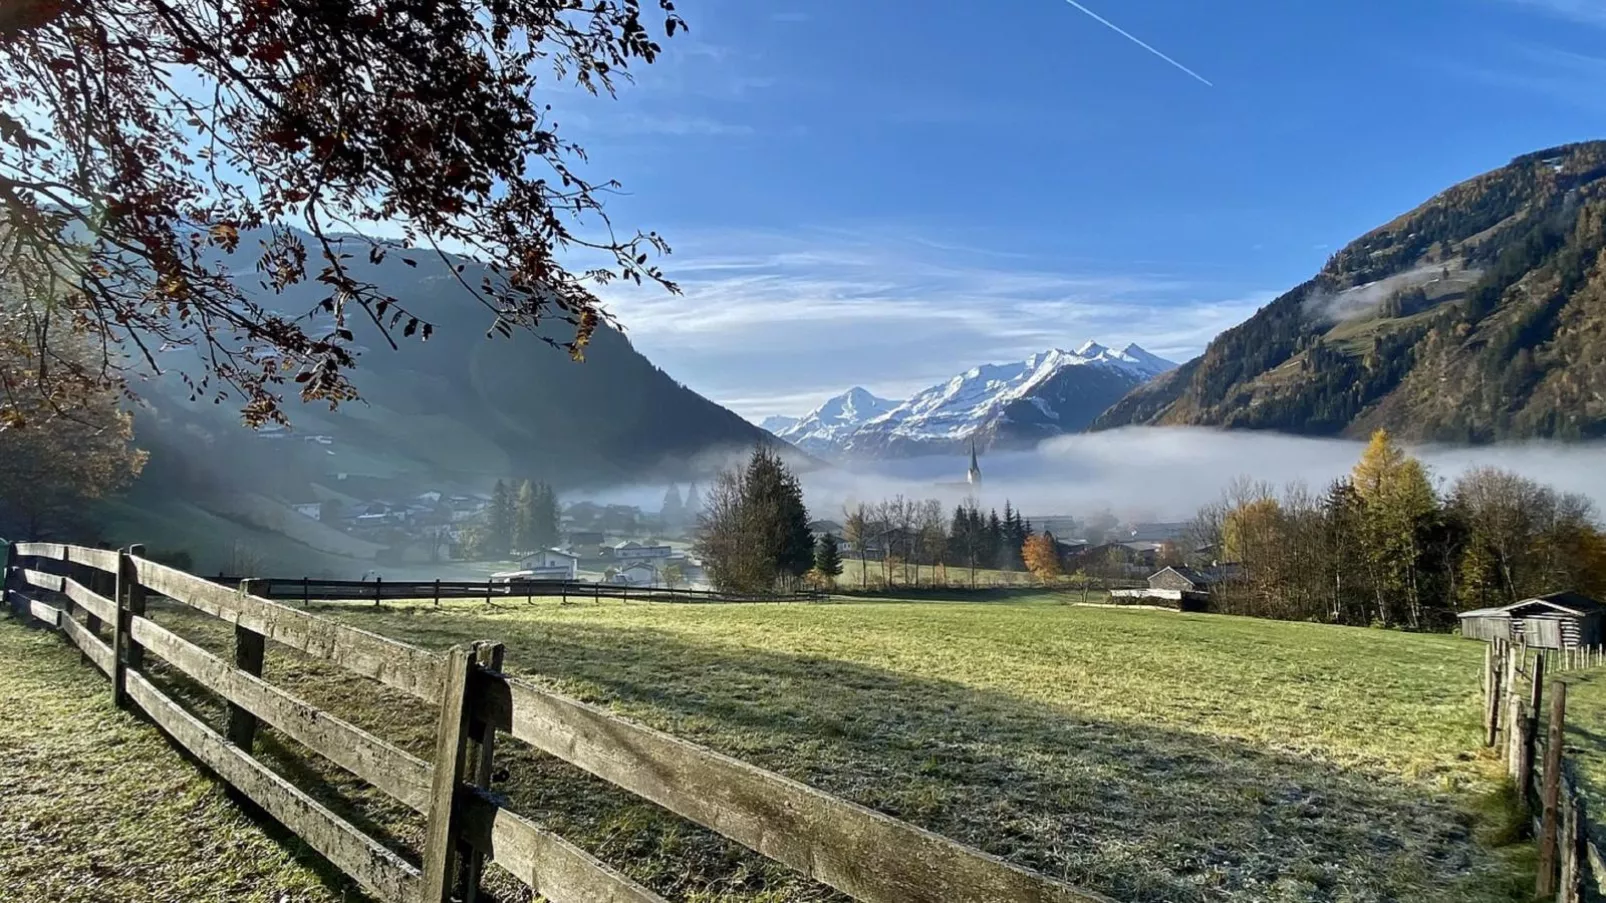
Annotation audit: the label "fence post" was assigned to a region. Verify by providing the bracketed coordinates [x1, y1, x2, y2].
[1562, 781, 1582, 903]
[111, 545, 146, 709]
[420, 643, 482, 902]
[458, 642, 505, 902]
[1539, 680, 1568, 897]
[227, 579, 268, 751]
[374, 576, 382, 607]
[484, 579, 491, 606]
[2, 540, 16, 617]
[1487, 640, 1506, 747]
[434, 578, 441, 607]
[1507, 695, 1526, 778]
[302, 576, 310, 607]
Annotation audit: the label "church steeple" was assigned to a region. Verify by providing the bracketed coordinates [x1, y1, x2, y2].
[966, 439, 981, 486]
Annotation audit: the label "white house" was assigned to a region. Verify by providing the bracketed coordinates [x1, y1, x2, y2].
[612, 540, 673, 561]
[609, 561, 659, 586]
[518, 548, 580, 580]
[292, 503, 322, 521]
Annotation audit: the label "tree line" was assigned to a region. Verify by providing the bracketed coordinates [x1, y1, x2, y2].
[1191, 429, 1606, 627]
[692, 447, 1062, 593]
[461, 479, 561, 560]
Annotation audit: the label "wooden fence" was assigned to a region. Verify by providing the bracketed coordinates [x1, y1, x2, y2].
[1483, 638, 1606, 902]
[203, 574, 828, 606]
[2, 541, 1111, 903]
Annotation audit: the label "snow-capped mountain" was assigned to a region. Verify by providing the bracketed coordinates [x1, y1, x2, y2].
[783, 342, 1175, 459]
[773, 387, 902, 454]
[759, 415, 800, 435]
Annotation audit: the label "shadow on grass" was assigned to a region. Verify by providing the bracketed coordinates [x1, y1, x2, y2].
[271, 606, 1527, 903]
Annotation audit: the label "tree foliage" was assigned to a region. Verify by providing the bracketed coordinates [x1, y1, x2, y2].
[1191, 438, 1606, 627]
[485, 479, 513, 558]
[694, 446, 812, 593]
[0, 0, 684, 426]
[512, 479, 559, 554]
[814, 532, 843, 582]
[1022, 533, 1062, 583]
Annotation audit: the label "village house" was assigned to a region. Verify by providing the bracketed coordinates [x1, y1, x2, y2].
[517, 548, 581, 581]
[608, 540, 674, 562]
[609, 561, 660, 586]
[291, 502, 322, 521]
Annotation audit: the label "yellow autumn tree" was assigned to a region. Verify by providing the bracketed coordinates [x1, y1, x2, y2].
[1022, 533, 1063, 584]
[1350, 429, 1438, 626]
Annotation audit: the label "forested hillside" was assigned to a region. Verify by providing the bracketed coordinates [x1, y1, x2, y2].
[140, 229, 779, 489]
[1094, 141, 1606, 441]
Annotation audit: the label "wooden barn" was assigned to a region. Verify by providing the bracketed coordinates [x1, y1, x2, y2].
[1456, 591, 1606, 649]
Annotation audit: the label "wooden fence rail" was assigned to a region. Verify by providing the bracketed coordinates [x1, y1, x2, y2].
[3, 541, 1113, 903]
[202, 574, 828, 606]
[1484, 638, 1605, 902]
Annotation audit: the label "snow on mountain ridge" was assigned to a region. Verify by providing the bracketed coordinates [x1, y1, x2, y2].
[775, 387, 901, 453]
[788, 342, 1176, 456]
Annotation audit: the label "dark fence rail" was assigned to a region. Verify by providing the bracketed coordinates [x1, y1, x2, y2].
[202, 574, 829, 605]
[4, 541, 1100, 903]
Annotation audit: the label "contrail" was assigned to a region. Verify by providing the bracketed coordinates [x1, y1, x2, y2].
[1058, 0, 1214, 87]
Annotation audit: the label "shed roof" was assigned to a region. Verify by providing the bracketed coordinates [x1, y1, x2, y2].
[1455, 591, 1604, 620]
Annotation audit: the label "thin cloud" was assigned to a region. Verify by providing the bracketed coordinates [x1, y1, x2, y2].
[1438, 44, 1606, 112]
[1499, 0, 1606, 27]
[596, 228, 1274, 419]
[1056, 0, 1214, 87]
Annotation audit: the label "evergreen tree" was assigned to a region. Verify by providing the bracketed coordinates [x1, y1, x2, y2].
[661, 484, 685, 527]
[684, 483, 702, 517]
[695, 446, 812, 592]
[815, 533, 844, 582]
[986, 509, 1004, 569]
[532, 482, 561, 551]
[486, 480, 514, 558]
[513, 479, 537, 552]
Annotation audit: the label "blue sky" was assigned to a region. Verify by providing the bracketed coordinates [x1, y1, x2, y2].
[565, 0, 1606, 420]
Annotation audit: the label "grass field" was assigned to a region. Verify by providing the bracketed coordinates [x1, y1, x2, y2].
[0, 618, 347, 902]
[75, 593, 1531, 903]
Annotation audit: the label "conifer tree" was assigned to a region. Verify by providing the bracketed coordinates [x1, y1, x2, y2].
[487, 480, 514, 558]
[815, 533, 844, 583]
[513, 480, 537, 553]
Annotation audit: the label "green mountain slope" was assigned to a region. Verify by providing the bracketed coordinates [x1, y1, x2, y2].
[1093, 140, 1606, 441]
[104, 234, 790, 572]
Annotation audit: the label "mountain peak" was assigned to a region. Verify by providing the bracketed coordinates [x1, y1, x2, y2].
[1075, 340, 1108, 357]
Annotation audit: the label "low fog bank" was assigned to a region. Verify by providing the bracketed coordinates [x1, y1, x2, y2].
[568, 428, 1606, 527]
[803, 428, 1606, 523]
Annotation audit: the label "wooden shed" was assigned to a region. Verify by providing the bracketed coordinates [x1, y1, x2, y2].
[1456, 591, 1605, 649]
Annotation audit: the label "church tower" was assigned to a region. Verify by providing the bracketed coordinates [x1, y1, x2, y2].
[966, 439, 982, 486]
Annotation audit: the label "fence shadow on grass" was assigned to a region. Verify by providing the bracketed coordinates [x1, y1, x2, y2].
[248, 607, 1518, 903]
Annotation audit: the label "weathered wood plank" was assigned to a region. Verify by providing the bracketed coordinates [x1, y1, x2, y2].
[131, 557, 443, 703]
[20, 568, 65, 594]
[128, 615, 432, 812]
[458, 790, 669, 903]
[477, 673, 1115, 903]
[28, 597, 60, 627]
[13, 542, 67, 561]
[59, 610, 114, 676]
[64, 544, 121, 575]
[421, 644, 477, 903]
[125, 671, 420, 902]
[60, 576, 116, 624]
